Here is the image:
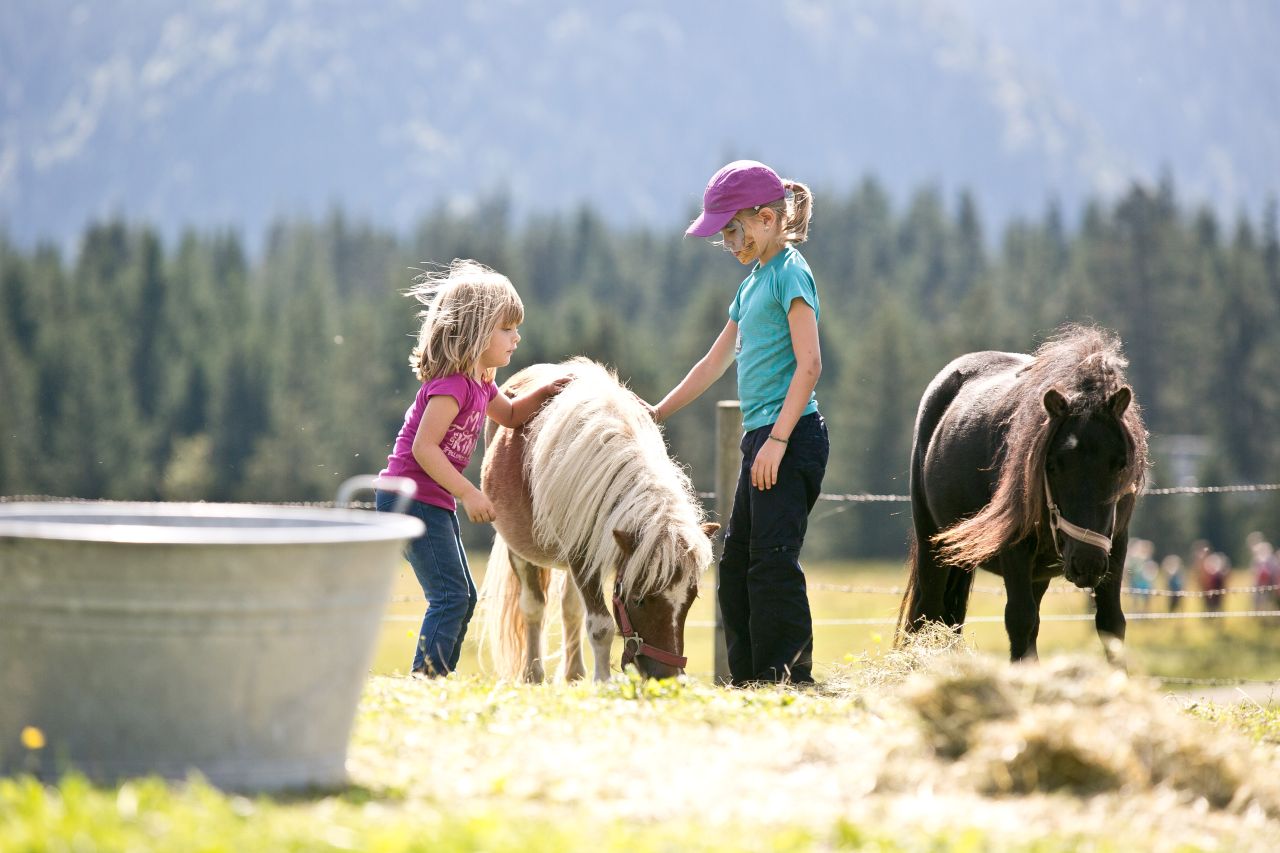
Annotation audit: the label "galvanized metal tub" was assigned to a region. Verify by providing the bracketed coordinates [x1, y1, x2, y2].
[0, 500, 423, 791]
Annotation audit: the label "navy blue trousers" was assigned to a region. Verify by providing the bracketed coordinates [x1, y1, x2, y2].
[719, 411, 829, 685]
[375, 492, 477, 676]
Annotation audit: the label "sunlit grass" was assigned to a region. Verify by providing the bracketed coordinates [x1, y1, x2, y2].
[0, 773, 902, 853]
[7, 652, 1278, 852]
[6, 630, 1280, 853]
[1184, 702, 1280, 746]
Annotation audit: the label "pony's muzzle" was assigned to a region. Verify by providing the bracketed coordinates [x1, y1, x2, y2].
[634, 656, 683, 680]
[1061, 540, 1111, 589]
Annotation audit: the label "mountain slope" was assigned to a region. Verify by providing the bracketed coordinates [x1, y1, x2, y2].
[2, 0, 1276, 247]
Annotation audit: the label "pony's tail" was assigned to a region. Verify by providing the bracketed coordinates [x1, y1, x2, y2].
[476, 534, 527, 680]
[895, 530, 920, 648]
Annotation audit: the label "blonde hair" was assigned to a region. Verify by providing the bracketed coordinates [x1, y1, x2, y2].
[760, 179, 814, 245]
[408, 259, 524, 383]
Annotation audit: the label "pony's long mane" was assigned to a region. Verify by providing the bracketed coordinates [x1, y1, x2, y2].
[934, 325, 1149, 570]
[524, 358, 712, 598]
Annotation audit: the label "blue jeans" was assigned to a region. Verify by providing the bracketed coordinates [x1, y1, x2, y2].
[375, 492, 477, 676]
[719, 412, 829, 685]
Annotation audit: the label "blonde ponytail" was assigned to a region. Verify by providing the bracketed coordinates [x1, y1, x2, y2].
[760, 179, 814, 245]
[781, 179, 813, 244]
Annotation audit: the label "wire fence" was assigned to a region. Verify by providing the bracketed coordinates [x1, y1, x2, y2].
[9, 480, 1280, 507]
[381, 610, 1280, 627]
[807, 582, 1280, 598]
[693, 482, 1280, 504]
[679, 610, 1280, 629]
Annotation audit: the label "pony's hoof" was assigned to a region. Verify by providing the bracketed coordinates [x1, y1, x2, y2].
[1101, 635, 1128, 671]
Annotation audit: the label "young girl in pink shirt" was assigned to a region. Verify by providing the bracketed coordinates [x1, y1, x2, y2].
[378, 259, 565, 676]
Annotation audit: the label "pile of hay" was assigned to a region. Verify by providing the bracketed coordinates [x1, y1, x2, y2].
[350, 628, 1278, 848]
[855, 640, 1280, 818]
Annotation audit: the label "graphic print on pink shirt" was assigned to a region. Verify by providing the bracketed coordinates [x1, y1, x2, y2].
[441, 408, 485, 466]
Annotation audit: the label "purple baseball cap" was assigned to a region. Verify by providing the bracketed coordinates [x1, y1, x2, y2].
[686, 160, 786, 238]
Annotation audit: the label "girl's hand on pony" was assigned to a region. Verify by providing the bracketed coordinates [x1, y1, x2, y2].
[543, 376, 573, 398]
[462, 488, 497, 524]
[751, 439, 786, 490]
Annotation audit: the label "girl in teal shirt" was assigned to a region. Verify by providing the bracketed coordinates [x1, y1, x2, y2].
[649, 160, 828, 686]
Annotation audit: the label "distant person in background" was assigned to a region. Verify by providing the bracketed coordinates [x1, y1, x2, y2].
[1161, 554, 1185, 612]
[648, 160, 826, 686]
[376, 260, 567, 676]
[1190, 539, 1213, 608]
[1250, 539, 1278, 610]
[1202, 551, 1230, 613]
[1124, 538, 1156, 612]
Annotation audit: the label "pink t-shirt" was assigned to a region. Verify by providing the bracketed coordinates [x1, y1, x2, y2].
[380, 373, 500, 511]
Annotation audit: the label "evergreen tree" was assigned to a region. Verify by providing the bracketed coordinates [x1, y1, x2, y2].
[1210, 217, 1278, 480]
[1, 180, 1275, 562]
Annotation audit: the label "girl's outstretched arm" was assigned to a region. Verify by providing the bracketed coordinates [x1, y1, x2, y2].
[651, 320, 738, 421]
[487, 376, 571, 429]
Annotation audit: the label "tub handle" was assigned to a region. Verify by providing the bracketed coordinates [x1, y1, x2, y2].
[335, 475, 417, 513]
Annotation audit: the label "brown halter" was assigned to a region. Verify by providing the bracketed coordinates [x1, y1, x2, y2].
[612, 583, 687, 671]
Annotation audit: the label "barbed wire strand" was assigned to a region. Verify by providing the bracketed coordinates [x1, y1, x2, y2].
[808, 582, 1280, 598]
[7, 480, 1280, 508]
[676, 610, 1280, 629]
[693, 482, 1280, 503]
[385, 584, 1279, 605]
[1152, 676, 1280, 687]
[380, 609, 1280, 626]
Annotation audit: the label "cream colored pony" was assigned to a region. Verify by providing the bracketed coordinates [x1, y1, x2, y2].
[477, 358, 718, 681]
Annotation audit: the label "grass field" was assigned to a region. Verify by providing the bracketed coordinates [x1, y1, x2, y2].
[6, 550, 1279, 851]
[5, 644, 1279, 851]
[372, 555, 1280, 685]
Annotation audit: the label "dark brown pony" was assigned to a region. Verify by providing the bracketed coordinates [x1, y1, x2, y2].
[897, 325, 1149, 660]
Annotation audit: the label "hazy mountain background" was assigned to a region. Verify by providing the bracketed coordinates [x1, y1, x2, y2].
[3, 0, 1277, 250]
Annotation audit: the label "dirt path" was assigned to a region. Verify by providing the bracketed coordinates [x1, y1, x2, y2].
[1165, 681, 1280, 706]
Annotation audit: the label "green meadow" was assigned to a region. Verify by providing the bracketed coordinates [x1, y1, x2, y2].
[7, 558, 1280, 852]
[6, 638, 1279, 852]
[9, 557, 1276, 852]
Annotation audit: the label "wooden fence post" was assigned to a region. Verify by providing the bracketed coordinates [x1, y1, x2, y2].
[713, 400, 742, 685]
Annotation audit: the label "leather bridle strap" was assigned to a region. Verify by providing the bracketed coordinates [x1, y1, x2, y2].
[612, 593, 688, 670]
[1043, 473, 1114, 555]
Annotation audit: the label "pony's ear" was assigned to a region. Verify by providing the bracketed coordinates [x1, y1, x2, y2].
[1108, 386, 1132, 418]
[613, 529, 639, 556]
[701, 522, 721, 540]
[1043, 388, 1069, 419]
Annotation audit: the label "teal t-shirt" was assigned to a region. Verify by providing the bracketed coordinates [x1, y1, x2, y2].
[727, 245, 820, 431]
